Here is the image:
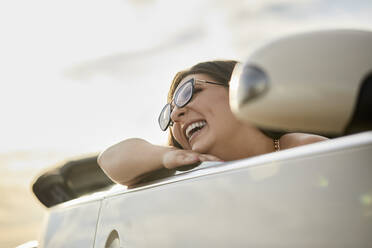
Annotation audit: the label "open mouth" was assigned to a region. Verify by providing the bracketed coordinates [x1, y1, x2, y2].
[186, 120, 207, 142]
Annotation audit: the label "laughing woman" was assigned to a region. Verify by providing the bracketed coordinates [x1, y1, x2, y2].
[98, 60, 327, 186]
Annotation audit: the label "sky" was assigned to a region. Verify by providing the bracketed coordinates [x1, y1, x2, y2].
[1, 0, 372, 246]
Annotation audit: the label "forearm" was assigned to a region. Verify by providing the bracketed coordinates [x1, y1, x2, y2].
[97, 138, 174, 185]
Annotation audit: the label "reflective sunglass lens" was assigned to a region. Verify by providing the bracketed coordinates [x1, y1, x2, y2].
[158, 103, 171, 131]
[158, 79, 194, 131]
[175, 80, 193, 107]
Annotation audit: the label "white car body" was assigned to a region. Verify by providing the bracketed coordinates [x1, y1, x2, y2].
[40, 132, 372, 247]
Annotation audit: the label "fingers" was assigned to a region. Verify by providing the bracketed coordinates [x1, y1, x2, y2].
[163, 150, 200, 169]
[163, 150, 223, 169]
[178, 152, 200, 164]
[198, 154, 223, 162]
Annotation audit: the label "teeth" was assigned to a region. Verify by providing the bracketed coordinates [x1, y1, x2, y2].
[186, 121, 206, 139]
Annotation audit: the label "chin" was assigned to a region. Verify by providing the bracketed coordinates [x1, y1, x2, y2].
[189, 130, 216, 154]
[191, 139, 212, 154]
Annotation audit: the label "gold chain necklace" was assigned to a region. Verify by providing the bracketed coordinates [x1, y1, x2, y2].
[274, 139, 280, 152]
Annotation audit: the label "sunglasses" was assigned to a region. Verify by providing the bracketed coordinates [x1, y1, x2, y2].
[158, 78, 227, 131]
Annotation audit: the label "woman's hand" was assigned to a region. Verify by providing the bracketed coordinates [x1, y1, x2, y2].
[162, 149, 222, 169]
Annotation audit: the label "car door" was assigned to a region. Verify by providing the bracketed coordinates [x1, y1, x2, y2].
[94, 132, 372, 247]
[39, 196, 103, 248]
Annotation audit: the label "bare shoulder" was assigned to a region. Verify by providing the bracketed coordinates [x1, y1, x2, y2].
[279, 133, 329, 150]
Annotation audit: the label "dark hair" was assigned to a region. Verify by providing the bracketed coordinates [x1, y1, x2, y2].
[167, 60, 238, 147]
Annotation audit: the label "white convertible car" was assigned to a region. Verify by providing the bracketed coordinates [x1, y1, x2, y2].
[29, 29, 372, 248]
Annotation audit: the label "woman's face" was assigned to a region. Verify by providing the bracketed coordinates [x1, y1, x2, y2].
[170, 73, 243, 154]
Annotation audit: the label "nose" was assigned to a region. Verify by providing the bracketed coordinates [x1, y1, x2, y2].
[170, 104, 187, 123]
